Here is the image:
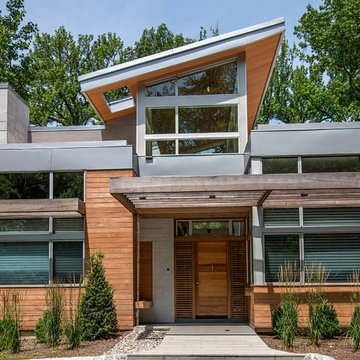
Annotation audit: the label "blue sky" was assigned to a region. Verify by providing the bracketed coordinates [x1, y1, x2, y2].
[19, 0, 323, 47]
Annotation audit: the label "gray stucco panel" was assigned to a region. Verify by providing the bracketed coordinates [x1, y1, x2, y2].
[251, 124, 360, 157]
[0, 141, 136, 172]
[138, 154, 245, 176]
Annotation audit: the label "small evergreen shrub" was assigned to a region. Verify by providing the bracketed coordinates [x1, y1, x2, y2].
[348, 304, 360, 351]
[272, 300, 298, 348]
[79, 252, 117, 340]
[0, 291, 21, 353]
[309, 299, 340, 344]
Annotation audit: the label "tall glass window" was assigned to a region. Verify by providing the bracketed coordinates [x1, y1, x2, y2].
[143, 60, 241, 156]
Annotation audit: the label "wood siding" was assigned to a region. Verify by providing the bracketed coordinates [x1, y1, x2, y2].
[250, 285, 356, 331]
[85, 169, 136, 330]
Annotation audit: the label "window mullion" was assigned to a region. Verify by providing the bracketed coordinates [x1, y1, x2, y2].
[49, 241, 53, 284]
[300, 233, 304, 283]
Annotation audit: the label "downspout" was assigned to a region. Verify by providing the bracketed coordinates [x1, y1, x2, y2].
[136, 214, 140, 331]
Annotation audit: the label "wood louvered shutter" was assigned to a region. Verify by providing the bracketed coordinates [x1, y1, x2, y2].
[229, 241, 246, 318]
[140, 242, 152, 301]
[175, 241, 194, 318]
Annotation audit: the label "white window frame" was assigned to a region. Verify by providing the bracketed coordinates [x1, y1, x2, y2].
[136, 55, 248, 156]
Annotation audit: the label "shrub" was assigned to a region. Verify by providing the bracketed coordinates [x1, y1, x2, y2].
[79, 252, 117, 340]
[63, 277, 83, 349]
[272, 300, 298, 348]
[35, 283, 64, 347]
[348, 304, 360, 351]
[0, 291, 21, 353]
[347, 270, 360, 351]
[34, 310, 51, 343]
[309, 299, 340, 344]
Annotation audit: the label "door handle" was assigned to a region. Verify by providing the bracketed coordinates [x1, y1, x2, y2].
[196, 278, 199, 286]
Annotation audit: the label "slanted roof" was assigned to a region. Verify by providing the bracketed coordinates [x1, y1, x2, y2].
[79, 18, 285, 132]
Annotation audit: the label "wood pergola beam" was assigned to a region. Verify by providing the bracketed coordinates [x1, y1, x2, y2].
[110, 173, 360, 194]
[110, 173, 360, 212]
[0, 198, 85, 218]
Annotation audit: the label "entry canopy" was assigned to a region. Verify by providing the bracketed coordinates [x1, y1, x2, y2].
[110, 173, 360, 214]
[79, 18, 285, 132]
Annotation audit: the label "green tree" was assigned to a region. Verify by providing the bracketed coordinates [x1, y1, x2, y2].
[130, 23, 195, 60]
[294, 0, 360, 121]
[259, 39, 335, 124]
[0, 0, 37, 100]
[79, 252, 117, 340]
[29, 27, 127, 126]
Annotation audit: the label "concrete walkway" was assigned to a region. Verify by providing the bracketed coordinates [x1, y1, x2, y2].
[128, 324, 305, 360]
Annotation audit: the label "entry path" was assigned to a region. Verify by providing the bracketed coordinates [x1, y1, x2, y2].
[128, 324, 304, 360]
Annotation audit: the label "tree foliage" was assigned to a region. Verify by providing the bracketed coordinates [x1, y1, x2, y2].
[29, 27, 127, 126]
[0, 0, 37, 100]
[260, 0, 360, 124]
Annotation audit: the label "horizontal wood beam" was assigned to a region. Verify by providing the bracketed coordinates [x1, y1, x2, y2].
[0, 198, 85, 218]
[110, 172, 360, 194]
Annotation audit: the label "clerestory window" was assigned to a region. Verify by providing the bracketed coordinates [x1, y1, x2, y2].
[138, 58, 246, 156]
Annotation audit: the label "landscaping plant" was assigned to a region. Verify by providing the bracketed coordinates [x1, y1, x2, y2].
[0, 290, 21, 353]
[306, 263, 340, 344]
[64, 276, 83, 349]
[271, 262, 299, 348]
[35, 282, 64, 347]
[79, 252, 117, 340]
[347, 269, 360, 351]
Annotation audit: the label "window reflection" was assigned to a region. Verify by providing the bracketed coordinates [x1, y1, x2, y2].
[179, 106, 238, 133]
[145, 80, 175, 97]
[146, 140, 175, 156]
[179, 139, 238, 154]
[262, 157, 298, 174]
[146, 108, 175, 134]
[178, 62, 237, 95]
[302, 156, 360, 173]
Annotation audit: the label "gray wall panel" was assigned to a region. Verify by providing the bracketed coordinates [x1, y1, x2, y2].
[251, 124, 360, 157]
[138, 154, 245, 176]
[0, 141, 135, 172]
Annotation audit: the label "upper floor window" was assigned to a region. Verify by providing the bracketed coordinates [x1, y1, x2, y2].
[145, 62, 237, 97]
[140, 59, 244, 156]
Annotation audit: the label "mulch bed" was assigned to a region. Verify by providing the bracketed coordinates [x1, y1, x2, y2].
[260, 334, 360, 360]
[0, 332, 126, 359]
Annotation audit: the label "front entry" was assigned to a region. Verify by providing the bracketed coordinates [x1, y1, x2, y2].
[175, 219, 248, 321]
[196, 242, 228, 317]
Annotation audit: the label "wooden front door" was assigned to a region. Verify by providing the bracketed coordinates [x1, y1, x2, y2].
[195, 241, 228, 317]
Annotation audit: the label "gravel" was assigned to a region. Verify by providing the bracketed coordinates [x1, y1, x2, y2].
[106, 329, 168, 355]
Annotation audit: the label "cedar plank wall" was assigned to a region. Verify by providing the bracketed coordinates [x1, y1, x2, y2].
[0, 288, 81, 330]
[85, 169, 136, 330]
[251, 285, 355, 331]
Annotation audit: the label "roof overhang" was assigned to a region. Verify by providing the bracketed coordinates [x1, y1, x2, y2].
[110, 173, 360, 215]
[79, 18, 285, 131]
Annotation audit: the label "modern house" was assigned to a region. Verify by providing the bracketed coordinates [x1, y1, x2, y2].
[1, 17, 360, 332]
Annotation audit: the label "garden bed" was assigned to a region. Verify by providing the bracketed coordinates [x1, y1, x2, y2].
[0, 329, 167, 359]
[260, 334, 360, 360]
